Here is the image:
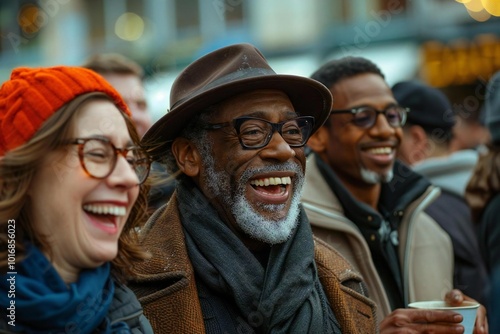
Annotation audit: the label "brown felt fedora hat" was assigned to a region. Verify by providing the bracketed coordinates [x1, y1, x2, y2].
[142, 43, 332, 159]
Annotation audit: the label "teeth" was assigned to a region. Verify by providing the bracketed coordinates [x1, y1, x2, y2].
[368, 147, 392, 155]
[83, 204, 127, 216]
[250, 176, 291, 187]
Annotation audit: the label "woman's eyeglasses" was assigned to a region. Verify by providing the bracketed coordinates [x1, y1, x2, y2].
[65, 137, 151, 184]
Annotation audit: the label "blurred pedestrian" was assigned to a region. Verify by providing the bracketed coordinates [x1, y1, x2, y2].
[394, 80, 489, 305]
[466, 71, 500, 279]
[83, 53, 152, 137]
[83, 53, 175, 209]
[450, 101, 490, 153]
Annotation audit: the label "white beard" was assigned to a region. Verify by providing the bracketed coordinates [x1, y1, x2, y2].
[198, 141, 304, 245]
[360, 166, 394, 184]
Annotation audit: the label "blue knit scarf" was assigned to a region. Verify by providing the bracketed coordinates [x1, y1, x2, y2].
[0, 244, 128, 333]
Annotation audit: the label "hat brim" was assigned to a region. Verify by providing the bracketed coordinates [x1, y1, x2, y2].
[142, 74, 332, 159]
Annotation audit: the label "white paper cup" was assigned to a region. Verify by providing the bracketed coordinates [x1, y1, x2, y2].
[408, 301, 480, 334]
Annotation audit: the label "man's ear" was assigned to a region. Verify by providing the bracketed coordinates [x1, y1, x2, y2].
[307, 126, 329, 154]
[171, 137, 201, 177]
[407, 125, 428, 150]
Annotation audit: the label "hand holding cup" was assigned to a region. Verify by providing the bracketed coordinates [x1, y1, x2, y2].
[379, 290, 488, 334]
[408, 300, 479, 334]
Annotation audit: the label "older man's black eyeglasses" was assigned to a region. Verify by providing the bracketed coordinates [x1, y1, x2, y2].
[204, 116, 315, 149]
[330, 105, 409, 129]
[65, 137, 151, 184]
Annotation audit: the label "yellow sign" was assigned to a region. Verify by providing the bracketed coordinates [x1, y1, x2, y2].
[420, 34, 500, 87]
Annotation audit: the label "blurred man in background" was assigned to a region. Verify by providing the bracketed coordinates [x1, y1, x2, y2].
[83, 53, 152, 138]
[394, 80, 489, 305]
[84, 53, 174, 208]
[450, 103, 490, 154]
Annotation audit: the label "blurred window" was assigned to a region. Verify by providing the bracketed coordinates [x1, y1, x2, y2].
[226, 2, 243, 24]
[379, 0, 408, 12]
[340, 0, 351, 22]
[325, 0, 352, 24]
[0, 3, 16, 54]
[175, 0, 200, 34]
[86, 0, 105, 42]
[127, 0, 144, 16]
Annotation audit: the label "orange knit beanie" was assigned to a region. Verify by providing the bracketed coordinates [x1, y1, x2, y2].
[0, 66, 131, 156]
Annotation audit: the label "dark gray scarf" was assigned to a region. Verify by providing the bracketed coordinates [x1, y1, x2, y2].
[177, 179, 341, 333]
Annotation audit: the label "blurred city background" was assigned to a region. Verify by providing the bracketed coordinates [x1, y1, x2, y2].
[1, 0, 499, 121]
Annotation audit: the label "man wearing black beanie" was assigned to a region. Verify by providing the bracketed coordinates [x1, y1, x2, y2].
[393, 80, 489, 305]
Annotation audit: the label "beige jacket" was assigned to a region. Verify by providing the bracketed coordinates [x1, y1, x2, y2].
[302, 155, 454, 323]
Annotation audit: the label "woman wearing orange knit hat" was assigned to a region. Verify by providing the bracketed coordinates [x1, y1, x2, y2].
[0, 66, 153, 333]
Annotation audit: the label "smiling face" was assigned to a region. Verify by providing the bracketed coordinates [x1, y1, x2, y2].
[181, 89, 306, 247]
[318, 73, 402, 187]
[28, 99, 140, 282]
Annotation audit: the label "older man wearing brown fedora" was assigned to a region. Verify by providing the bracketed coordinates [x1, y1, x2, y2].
[129, 43, 377, 333]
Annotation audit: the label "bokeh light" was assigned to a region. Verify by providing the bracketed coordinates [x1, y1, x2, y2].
[481, 0, 500, 16]
[115, 12, 144, 41]
[18, 4, 42, 35]
[463, 0, 484, 12]
[467, 7, 491, 21]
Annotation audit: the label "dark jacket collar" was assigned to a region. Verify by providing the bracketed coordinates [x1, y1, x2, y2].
[314, 153, 431, 228]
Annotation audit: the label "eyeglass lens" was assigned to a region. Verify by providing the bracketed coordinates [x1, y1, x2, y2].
[237, 117, 312, 148]
[352, 106, 404, 128]
[80, 139, 149, 183]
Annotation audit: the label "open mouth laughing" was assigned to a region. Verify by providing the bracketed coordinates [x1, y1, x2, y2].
[248, 175, 292, 205]
[83, 203, 127, 234]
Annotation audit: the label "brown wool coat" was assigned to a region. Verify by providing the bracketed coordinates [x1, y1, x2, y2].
[129, 194, 378, 334]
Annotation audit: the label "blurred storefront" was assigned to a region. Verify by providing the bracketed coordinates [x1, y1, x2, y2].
[0, 0, 499, 121]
